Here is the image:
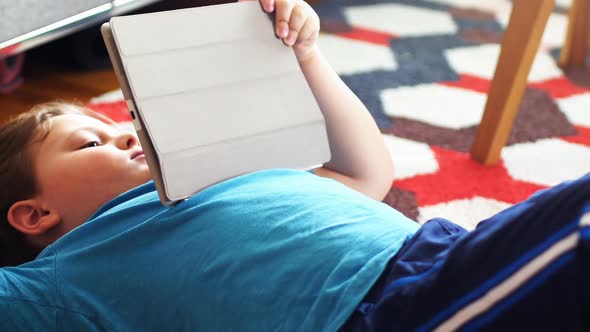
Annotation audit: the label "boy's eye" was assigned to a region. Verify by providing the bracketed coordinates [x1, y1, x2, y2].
[81, 141, 100, 149]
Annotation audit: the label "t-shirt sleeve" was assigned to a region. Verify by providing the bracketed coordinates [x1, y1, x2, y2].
[0, 298, 57, 331]
[0, 264, 59, 330]
[0, 298, 108, 331]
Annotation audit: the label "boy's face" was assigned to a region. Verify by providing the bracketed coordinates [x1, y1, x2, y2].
[32, 114, 152, 234]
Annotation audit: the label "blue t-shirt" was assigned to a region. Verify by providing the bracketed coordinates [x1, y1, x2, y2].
[0, 169, 418, 331]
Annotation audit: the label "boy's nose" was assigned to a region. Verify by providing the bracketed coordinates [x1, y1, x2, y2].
[117, 132, 139, 149]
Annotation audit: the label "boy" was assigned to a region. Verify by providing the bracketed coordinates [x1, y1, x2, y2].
[0, 0, 588, 331]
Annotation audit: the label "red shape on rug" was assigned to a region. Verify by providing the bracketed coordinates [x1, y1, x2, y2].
[561, 125, 590, 147]
[529, 77, 590, 99]
[336, 26, 397, 46]
[439, 74, 490, 94]
[393, 146, 547, 206]
[87, 101, 132, 123]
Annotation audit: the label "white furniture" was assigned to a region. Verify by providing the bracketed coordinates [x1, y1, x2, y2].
[0, 0, 161, 57]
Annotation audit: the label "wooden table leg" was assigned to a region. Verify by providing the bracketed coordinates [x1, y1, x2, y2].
[470, 0, 555, 165]
[559, 0, 590, 68]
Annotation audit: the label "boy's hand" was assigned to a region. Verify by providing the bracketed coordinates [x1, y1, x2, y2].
[238, 0, 320, 63]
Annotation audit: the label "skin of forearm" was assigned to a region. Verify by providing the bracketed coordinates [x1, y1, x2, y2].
[298, 45, 394, 200]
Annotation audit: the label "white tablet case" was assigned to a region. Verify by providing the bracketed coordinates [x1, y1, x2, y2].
[102, 1, 330, 205]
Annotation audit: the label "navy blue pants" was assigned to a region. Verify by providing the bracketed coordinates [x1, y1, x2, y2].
[340, 173, 590, 331]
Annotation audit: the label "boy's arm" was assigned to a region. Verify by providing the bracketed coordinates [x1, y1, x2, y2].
[300, 47, 394, 201]
[250, 0, 394, 200]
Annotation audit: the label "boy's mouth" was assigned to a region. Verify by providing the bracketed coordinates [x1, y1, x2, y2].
[131, 150, 145, 160]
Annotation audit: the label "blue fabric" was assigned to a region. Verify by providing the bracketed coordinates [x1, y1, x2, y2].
[0, 169, 418, 332]
[340, 172, 590, 332]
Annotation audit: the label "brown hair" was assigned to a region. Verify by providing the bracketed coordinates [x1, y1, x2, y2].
[0, 101, 96, 267]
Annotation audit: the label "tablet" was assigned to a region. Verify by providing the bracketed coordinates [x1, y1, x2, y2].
[101, 1, 330, 206]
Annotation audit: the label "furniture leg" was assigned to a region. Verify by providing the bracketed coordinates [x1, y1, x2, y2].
[559, 0, 590, 68]
[470, 0, 555, 165]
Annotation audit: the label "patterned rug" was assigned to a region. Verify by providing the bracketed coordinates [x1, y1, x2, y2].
[88, 0, 590, 230]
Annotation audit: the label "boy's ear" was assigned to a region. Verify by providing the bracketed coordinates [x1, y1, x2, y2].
[7, 200, 61, 236]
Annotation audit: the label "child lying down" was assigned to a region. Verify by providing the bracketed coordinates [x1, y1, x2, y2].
[0, 0, 588, 330]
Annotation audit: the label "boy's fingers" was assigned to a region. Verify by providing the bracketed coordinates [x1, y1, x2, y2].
[285, 3, 306, 45]
[284, 30, 298, 46]
[297, 17, 317, 43]
[259, 0, 275, 12]
[288, 3, 306, 32]
[274, 0, 293, 38]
